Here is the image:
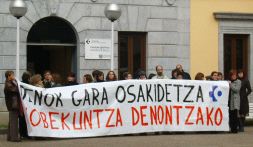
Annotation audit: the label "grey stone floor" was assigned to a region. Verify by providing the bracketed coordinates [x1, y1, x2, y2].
[1, 127, 253, 147]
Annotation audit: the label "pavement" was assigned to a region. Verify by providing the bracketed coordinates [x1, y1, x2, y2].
[0, 127, 253, 147]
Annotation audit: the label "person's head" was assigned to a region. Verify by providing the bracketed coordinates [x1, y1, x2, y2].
[177, 72, 183, 80]
[83, 74, 93, 84]
[106, 71, 117, 81]
[171, 69, 180, 79]
[123, 72, 132, 80]
[92, 70, 100, 81]
[229, 70, 237, 81]
[67, 72, 76, 82]
[211, 71, 218, 81]
[43, 70, 52, 81]
[5, 71, 15, 81]
[138, 71, 146, 80]
[96, 71, 104, 81]
[22, 71, 32, 84]
[155, 65, 164, 76]
[195, 72, 205, 80]
[30, 74, 43, 87]
[237, 70, 244, 79]
[217, 72, 223, 80]
[176, 64, 183, 72]
[52, 73, 62, 84]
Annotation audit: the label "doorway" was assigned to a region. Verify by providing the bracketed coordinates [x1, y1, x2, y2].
[27, 17, 77, 80]
[224, 34, 249, 79]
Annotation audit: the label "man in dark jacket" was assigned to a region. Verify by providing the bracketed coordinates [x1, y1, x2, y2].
[176, 64, 191, 80]
[4, 71, 21, 142]
[19, 72, 31, 138]
[238, 70, 252, 132]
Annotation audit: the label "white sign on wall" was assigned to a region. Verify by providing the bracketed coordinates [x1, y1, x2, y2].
[85, 39, 111, 59]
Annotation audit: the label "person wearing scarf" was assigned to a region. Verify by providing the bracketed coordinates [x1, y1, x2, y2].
[228, 70, 241, 133]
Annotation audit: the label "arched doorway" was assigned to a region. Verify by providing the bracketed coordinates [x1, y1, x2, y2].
[27, 16, 77, 81]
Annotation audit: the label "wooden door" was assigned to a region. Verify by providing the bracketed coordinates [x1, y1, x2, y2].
[118, 32, 147, 79]
[224, 34, 249, 79]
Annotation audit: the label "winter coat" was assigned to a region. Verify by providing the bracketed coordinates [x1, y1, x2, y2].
[239, 78, 252, 115]
[229, 79, 241, 110]
[4, 80, 20, 111]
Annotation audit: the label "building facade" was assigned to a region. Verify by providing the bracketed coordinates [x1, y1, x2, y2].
[0, 0, 190, 124]
[191, 0, 253, 82]
[190, 0, 253, 105]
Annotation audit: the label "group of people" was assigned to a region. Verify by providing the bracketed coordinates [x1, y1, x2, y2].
[3, 64, 252, 141]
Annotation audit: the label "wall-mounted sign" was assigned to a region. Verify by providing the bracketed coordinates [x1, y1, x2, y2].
[85, 39, 111, 59]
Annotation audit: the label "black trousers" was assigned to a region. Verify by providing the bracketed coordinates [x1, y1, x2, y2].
[229, 109, 239, 133]
[18, 114, 28, 137]
[7, 111, 20, 141]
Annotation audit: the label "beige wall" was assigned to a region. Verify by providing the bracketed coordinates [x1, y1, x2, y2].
[190, 0, 253, 78]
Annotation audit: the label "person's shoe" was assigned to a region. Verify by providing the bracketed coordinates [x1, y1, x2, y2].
[231, 130, 238, 133]
[21, 136, 32, 140]
[238, 128, 244, 132]
[9, 139, 21, 142]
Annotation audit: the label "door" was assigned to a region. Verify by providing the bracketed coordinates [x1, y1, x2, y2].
[118, 32, 147, 79]
[224, 34, 249, 79]
[27, 45, 74, 79]
[27, 16, 77, 80]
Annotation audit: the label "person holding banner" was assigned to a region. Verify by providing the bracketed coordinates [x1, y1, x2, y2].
[218, 72, 224, 81]
[194, 72, 205, 80]
[152, 65, 168, 79]
[211, 71, 219, 81]
[65, 72, 78, 86]
[95, 71, 105, 82]
[52, 73, 63, 87]
[228, 70, 241, 133]
[106, 71, 117, 81]
[4, 71, 21, 142]
[138, 70, 147, 80]
[43, 70, 55, 88]
[123, 72, 132, 80]
[176, 64, 191, 80]
[19, 72, 31, 139]
[92, 70, 100, 82]
[83, 74, 93, 84]
[30, 74, 44, 88]
[238, 70, 252, 132]
[176, 72, 184, 80]
[171, 69, 179, 79]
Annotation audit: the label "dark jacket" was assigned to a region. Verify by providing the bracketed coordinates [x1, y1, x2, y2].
[183, 71, 191, 80]
[239, 78, 252, 115]
[65, 81, 78, 86]
[43, 81, 56, 88]
[4, 80, 20, 111]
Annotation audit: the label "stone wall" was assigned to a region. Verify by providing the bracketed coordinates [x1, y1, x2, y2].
[0, 0, 190, 124]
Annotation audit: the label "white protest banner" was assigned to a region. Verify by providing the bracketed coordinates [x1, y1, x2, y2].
[18, 79, 230, 138]
[85, 39, 111, 59]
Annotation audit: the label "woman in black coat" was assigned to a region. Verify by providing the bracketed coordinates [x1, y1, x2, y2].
[4, 71, 21, 141]
[238, 70, 252, 132]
